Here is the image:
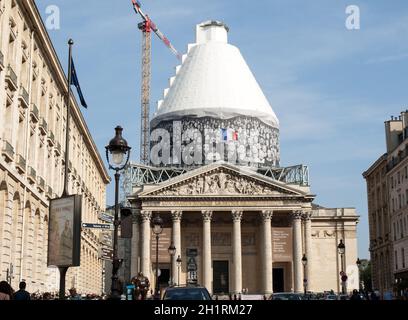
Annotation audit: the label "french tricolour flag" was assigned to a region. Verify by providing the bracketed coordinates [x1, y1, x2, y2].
[221, 128, 238, 141]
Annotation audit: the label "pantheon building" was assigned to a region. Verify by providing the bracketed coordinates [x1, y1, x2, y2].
[124, 21, 359, 295]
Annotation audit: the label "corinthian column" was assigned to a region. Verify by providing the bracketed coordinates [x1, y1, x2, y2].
[292, 211, 303, 293]
[140, 210, 152, 278]
[261, 210, 273, 295]
[130, 210, 140, 277]
[202, 210, 213, 294]
[171, 210, 183, 286]
[303, 211, 312, 290]
[232, 210, 243, 294]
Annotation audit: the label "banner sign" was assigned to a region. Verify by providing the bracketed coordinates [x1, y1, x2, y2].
[47, 195, 82, 267]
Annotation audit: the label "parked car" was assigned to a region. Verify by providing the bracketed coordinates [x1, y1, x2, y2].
[270, 293, 304, 300]
[324, 294, 338, 300]
[162, 286, 212, 300]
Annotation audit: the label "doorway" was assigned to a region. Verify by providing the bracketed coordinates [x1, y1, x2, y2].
[213, 261, 229, 294]
[273, 268, 284, 293]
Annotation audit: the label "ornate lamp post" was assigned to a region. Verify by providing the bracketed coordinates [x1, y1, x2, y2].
[168, 242, 176, 286]
[105, 126, 131, 299]
[152, 214, 163, 299]
[302, 254, 308, 296]
[176, 255, 182, 286]
[337, 239, 346, 294]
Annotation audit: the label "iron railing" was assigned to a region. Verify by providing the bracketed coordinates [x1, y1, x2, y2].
[39, 118, 48, 135]
[2, 140, 14, 161]
[19, 86, 29, 107]
[30, 103, 39, 122]
[6, 65, 18, 90]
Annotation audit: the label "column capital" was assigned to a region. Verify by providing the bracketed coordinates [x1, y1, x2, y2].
[202, 210, 213, 222]
[232, 210, 243, 222]
[171, 210, 183, 222]
[291, 211, 303, 220]
[302, 211, 312, 221]
[260, 210, 273, 221]
[140, 210, 152, 221]
[132, 209, 141, 223]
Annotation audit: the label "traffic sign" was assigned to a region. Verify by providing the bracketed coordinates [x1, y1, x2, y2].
[82, 223, 113, 230]
[99, 213, 114, 223]
[100, 246, 113, 260]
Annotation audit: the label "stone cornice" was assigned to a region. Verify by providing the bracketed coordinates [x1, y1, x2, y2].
[20, 0, 110, 184]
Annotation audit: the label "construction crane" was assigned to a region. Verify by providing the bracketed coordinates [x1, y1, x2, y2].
[131, 0, 182, 165]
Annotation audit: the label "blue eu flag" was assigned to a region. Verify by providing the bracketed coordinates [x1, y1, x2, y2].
[70, 58, 88, 108]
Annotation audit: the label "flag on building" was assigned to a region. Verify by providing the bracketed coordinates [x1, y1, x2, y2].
[70, 57, 88, 108]
[221, 128, 238, 141]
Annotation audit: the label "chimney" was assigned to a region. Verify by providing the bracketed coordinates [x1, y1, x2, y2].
[385, 116, 403, 153]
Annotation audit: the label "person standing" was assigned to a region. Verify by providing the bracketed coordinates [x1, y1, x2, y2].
[14, 282, 30, 300]
[0, 281, 13, 300]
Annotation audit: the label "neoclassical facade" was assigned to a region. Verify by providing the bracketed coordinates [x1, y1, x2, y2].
[0, 0, 109, 293]
[128, 163, 359, 295]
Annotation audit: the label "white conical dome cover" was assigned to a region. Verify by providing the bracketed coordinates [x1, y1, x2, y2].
[152, 21, 279, 128]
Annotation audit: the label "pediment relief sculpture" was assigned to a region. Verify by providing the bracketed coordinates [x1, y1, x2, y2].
[151, 170, 296, 196]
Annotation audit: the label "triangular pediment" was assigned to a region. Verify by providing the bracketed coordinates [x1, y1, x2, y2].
[138, 163, 309, 198]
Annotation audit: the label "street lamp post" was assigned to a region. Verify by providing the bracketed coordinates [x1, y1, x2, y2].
[152, 214, 163, 299]
[302, 254, 308, 296]
[168, 242, 176, 286]
[176, 255, 182, 286]
[337, 239, 346, 295]
[105, 126, 131, 300]
[356, 258, 361, 292]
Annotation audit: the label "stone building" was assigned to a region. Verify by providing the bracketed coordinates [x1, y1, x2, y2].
[125, 21, 359, 295]
[363, 154, 393, 294]
[364, 111, 408, 296]
[0, 0, 109, 294]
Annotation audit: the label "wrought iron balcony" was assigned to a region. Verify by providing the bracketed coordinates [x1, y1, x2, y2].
[47, 186, 53, 198]
[19, 86, 29, 108]
[27, 166, 37, 184]
[37, 176, 45, 193]
[16, 154, 26, 174]
[5, 65, 18, 91]
[1, 140, 14, 162]
[39, 118, 48, 135]
[55, 141, 61, 156]
[30, 103, 39, 122]
[0, 50, 4, 70]
[48, 131, 55, 146]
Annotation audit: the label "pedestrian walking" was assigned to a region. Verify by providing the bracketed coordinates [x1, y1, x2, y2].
[14, 281, 30, 300]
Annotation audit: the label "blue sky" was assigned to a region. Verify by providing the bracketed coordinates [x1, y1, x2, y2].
[37, 0, 408, 259]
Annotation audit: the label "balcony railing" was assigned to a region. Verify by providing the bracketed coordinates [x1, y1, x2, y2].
[55, 141, 61, 156]
[16, 154, 26, 174]
[39, 118, 48, 135]
[30, 104, 39, 122]
[5, 65, 18, 91]
[47, 186, 53, 198]
[27, 166, 36, 184]
[1, 140, 14, 162]
[37, 176, 45, 192]
[19, 86, 29, 108]
[48, 131, 55, 146]
[0, 50, 4, 70]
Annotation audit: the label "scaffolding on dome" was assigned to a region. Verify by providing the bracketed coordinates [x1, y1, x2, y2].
[122, 162, 309, 198]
